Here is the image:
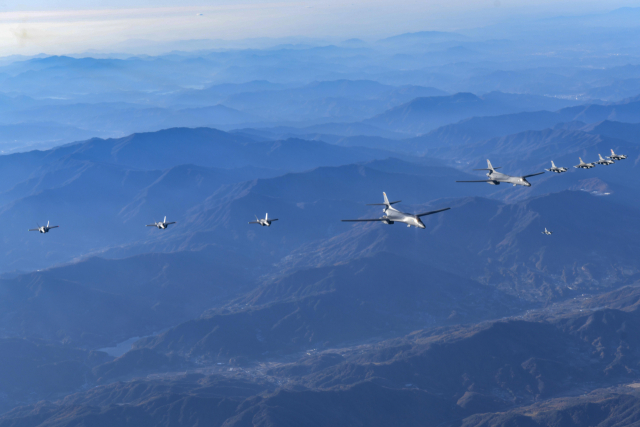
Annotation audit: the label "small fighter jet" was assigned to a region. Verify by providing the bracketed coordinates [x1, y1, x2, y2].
[595, 154, 615, 166]
[546, 161, 568, 174]
[542, 228, 553, 235]
[342, 192, 450, 228]
[146, 216, 176, 229]
[607, 149, 627, 161]
[456, 160, 544, 187]
[29, 221, 59, 234]
[249, 213, 278, 227]
[574, 157, 596, 169]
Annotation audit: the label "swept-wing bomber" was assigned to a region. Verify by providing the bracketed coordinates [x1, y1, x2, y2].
[545, 161, 568, 173]
[595, 154, 614, 166]
[29, 221, 59, 234]
[607, 149, 627, 161]
[456, 160, 544, 187]
[342, 192, 450, 228]
[574, 157, 595, 169]
[147, 216, 176, 229]
[249, 213, 278, 227]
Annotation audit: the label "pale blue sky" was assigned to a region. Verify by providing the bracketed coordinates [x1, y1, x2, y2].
[0, 0, 637, 55]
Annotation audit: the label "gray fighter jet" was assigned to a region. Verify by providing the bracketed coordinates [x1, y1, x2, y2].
[546, 161, 568, 173]
[574, 157, 595, 169]
[608, 149, 627, 161]
[456, 160, 544, 187]
[146, 216, 175, 229]
[249, 213, 278, 227]
[542, 228, 553, 235]
[29, 221, 59, 234]
[342, 192, 450, 228]
[595, 154, 615, 166]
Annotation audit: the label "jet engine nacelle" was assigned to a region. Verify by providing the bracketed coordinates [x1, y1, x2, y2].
[382, 219, 394, 224]
[487, 180, 500, 185]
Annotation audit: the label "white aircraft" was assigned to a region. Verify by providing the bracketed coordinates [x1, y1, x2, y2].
[457, 160, 544, 187]
[542, 228, 553, 235]
[574, 157, 595, 169]
[249, 213, 278, 227]
[595, 154, 615, 166]
[147, 216, 176, 229]
[546, 161, 568, 173]
[607, 149, 627, 161]
[29, 221, 59, 234]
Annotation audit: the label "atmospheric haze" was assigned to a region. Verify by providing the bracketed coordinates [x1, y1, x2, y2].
[0, 2, 639, 427]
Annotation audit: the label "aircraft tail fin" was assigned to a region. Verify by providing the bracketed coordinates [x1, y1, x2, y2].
[383, 192, 390, 205]
[599, 154, 605, 160]
[579, 157, 584, 164]
[47, 220, 49, 227]
[487, 159, 495, 171]
[265, 213, 268, 220]
[551, 161, 556, 168]
[611, 149, 615, 155]
[367, 192, 401, 206]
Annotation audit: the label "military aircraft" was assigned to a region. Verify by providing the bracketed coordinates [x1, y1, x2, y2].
[342, 192, 450, 228]
[542, 228, 553, 235]
[546, 161, 568, 174]
[456, 160, 544, 187]
[595, 154, 615, 166]
[249, 213, 278, 227]
[574, 157, 596, 169]
[29, 221, 59, 234]
[608, 149, 627, 161]
[146, 216, 176, 229]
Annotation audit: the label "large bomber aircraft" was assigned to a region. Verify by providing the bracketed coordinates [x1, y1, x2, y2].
[608, 149, 627, 161]
[147, 216, 176, 229]
[574, 157, 595, 169]
[595, 154, 615, 166]
[546, 161, 568, 173]
[249, 213, 278, 227]
[456, 160, 544, 187]
[29, 221, 59, 234]
[342, 192, 450, 228]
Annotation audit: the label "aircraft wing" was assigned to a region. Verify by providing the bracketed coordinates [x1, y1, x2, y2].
[416, 207, 451, 217]
[456, 180, 494, 183]
[248, 221, 260, 224]
[166, 222, 176, 225]
[49, 226, 59, 229]
[146, 224, 157, 227]
[342, 218, 387, 222]
[522, 172, 545, 178]
[270, 219, 279, 221]
[28, 228, 39, 231]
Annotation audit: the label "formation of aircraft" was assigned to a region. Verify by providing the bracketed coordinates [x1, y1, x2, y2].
[342, 192, 450, 228]
[146, 216, 176, 230]
[546, 161, 568, 174]
[28, 221, 59, 234]
[27, 149, 628, 237]
[456, 160, 545, 187]
[249, 213, 278, 227]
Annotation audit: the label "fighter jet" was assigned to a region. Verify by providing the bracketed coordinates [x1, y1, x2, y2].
[456, 160, 544, 187]
[542, 228, 553, 235]
[607, 149, 627, 161]
[249, 213, 278, 227]
[29, 221, 59, 234]
[546, 161, 568, 174]
[146, 216, 175, 229]
[342, 192, 450, 228]
[574, 157, 595, 169]
[595, 154, 615, 166]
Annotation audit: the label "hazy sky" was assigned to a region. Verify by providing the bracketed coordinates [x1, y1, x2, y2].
[0, 0, 637, 55]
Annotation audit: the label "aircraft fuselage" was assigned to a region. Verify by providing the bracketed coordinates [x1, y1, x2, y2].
[382, 206, 425, 228]
[486, 170, 532, 187]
